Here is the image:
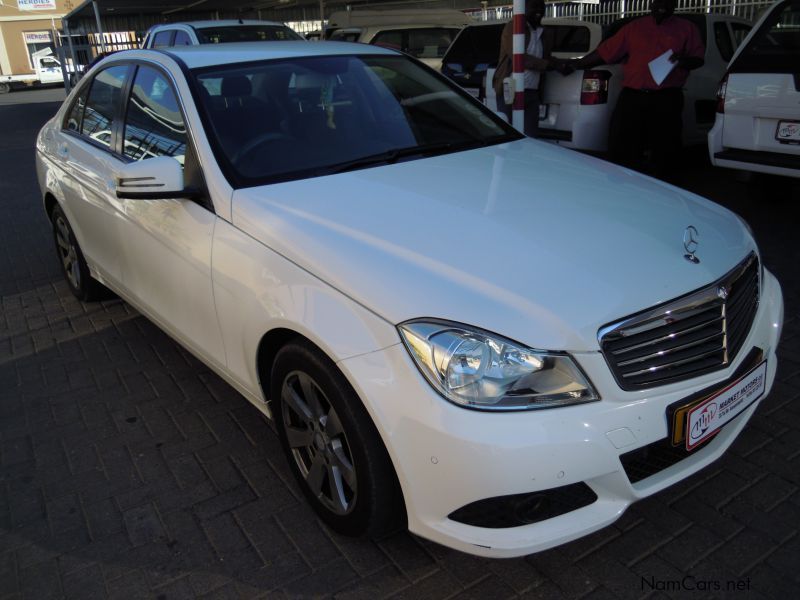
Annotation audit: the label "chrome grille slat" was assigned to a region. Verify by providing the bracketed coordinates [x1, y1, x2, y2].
[599, 254, 760, 391]
[612, 302, 723, 338]
[621, 347, 724, 379]
[615, 331, 725, 367]
[609, 314, 723, 356]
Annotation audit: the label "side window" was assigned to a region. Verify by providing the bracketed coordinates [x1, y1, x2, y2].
[152, 30, 173, 48]
[372, 30, 404, 52]
[123, 66, 187, 162]
[80, 65, 129, 148]
[173, 30, 192, 46]
[64, 85, 88, 132]
[714, 21, 734, 62]
[730, 23, 751, 49]
[406, 28, 458, 59]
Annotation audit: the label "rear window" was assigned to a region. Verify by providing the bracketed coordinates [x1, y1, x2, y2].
[196, 25, 301, 44]
[732, 0, 800, 72]
[551, 25, 591, 53]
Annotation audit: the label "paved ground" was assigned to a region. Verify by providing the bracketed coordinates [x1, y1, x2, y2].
[1, 87, 799, 600]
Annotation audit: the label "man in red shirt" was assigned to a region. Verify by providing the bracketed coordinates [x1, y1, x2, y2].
[571, 0, 704, 177]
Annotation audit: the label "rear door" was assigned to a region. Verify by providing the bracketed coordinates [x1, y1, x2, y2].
[112, 63, 226, 366]
[722, 0, 800, 154]
[56, 64, 132, 284]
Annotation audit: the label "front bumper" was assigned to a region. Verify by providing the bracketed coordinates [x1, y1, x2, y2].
[338, 268, 783, 558]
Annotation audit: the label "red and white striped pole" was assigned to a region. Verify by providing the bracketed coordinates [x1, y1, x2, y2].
[512, 0, 526, 131]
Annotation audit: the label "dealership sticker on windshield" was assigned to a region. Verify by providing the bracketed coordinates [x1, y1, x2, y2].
[686, 361, 767, 451]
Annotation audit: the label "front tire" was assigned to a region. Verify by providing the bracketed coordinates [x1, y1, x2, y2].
[51, 205, 108, 302]
[271, 340, 405, 537]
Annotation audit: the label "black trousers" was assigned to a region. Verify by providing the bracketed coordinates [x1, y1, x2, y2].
[608, 87, 683, 179]
[499, 89, 541, 138]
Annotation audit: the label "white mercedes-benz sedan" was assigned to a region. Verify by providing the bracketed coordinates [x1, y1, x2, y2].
[36, 42, 784, 558]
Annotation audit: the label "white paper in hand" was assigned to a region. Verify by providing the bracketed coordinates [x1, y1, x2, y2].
[648, 50, 675, 86]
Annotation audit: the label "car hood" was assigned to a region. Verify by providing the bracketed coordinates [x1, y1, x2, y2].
[231, 139, 754, 351]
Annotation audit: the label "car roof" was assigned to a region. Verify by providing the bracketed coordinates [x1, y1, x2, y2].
[152, 20, 288, 30]
[144, 41, 398, 69]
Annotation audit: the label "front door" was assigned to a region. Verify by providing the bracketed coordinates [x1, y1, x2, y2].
[112, 64, 226, 367]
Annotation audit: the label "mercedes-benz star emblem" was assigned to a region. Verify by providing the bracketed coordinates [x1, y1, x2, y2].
[683, 226, 700, 264]
[717, 285, 729, 300]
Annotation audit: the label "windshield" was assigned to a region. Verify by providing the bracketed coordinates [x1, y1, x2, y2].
[196, 25, 301, 44]
[192, 54, 520, 186]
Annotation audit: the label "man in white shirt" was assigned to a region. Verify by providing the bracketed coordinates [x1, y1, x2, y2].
[492, 0, 559, 136]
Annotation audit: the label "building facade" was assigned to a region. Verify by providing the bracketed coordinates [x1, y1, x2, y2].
[0, 0, 71, 76]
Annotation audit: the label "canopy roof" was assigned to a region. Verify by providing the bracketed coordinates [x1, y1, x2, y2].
[65, 0, 265, 21]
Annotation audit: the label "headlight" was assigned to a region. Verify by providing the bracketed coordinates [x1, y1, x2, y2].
[398, 320, 599, 411]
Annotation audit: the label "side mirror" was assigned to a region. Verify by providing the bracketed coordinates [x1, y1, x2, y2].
[116, 156, 199, 200]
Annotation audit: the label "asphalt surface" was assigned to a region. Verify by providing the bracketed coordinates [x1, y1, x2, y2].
[1, 87, 799, 600]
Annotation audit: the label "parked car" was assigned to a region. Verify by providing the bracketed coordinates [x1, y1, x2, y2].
[141, 20, 301, 49]
[37, 41, 783, 558]
[443, 13, 752, 150]
[709, 0, 800, 178]
[325, 9, 472, 69]
[0, 47, 67, 94]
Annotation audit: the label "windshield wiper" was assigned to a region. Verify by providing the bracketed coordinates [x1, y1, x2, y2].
[326, 132, 521, 176]
[327, 141, 472, 175]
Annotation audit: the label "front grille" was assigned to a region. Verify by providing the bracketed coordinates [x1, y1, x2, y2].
[599, 254, 759, 391]
[621, 347, 764, 483]
[448, 482, 598, 529]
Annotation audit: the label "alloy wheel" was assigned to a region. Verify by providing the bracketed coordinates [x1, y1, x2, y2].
[55, 215, 81, 290]
[280, 370, 357, 515]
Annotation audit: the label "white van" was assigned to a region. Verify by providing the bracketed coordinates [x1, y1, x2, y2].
[326, 9, 472, 69]
[709, 0, 800, 178]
